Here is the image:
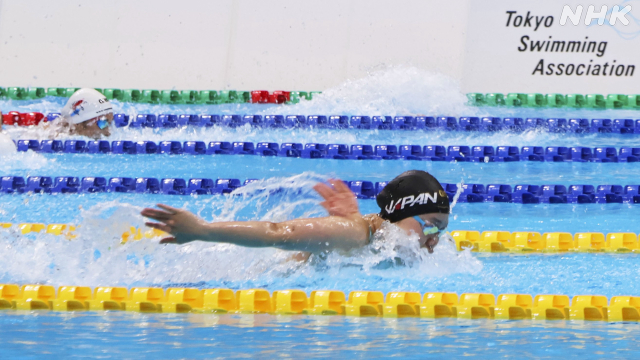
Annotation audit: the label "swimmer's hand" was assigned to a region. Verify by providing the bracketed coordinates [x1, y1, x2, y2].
[313, 179, 361, 218]
[141, 204, 209, 244]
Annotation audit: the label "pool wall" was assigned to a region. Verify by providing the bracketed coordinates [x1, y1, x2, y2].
[0, 0, 468, 91]
[1, 1, 637, 94]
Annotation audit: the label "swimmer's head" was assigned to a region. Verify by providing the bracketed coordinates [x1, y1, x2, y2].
[61, 88, 114, 139]
[376, 170, 449, 253]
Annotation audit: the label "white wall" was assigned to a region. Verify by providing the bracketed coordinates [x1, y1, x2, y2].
[0, 0, 470, 91]
[1, 0, 638, 94]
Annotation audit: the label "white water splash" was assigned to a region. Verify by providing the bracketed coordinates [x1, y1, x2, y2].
[0, 174, 481, 288]
[4, 66, 640, 149]
[448, 179, 465, 211]
[0, 132, 16, 154]
[0, 131, 50, 170]
[261, 66, 474, 116]
[322, 222, 481, 278]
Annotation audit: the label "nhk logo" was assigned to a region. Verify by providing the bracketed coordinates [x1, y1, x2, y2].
[560, 5, 632, 26]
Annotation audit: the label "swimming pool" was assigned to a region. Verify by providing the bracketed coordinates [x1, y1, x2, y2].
[3, 311, 640, 359]
[2, 71, 640, 357]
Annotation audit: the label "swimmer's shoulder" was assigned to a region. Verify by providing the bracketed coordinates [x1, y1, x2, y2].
[362, 213, 384, 242]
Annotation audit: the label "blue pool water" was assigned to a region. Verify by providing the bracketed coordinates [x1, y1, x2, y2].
[2, 311, 640, 359]
[2, 69, 640, 357]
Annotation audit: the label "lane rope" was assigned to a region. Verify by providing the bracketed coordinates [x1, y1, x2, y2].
[2, 223, 638, 253]
[0, 88, 320, 104]
[2, 175, 640, 205]
[13, 138, 640, 164]
[0, 284, 632, 321]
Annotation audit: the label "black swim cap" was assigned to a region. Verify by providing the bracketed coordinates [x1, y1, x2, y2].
[376, 170, 449, 223]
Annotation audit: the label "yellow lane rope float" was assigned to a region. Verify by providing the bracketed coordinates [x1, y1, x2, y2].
[0, 285, 636, 321]
[2, 223, 638, 253]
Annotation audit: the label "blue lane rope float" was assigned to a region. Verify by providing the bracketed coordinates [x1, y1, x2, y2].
[13, 139, 640, 163]
[1, 175, 640, 204]
[7, 113, 640, 134]
[0, 283, 636, 321]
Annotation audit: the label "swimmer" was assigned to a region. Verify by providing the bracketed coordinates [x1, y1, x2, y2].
[52, 88, 114, 139]
[141, 170, 449, 253]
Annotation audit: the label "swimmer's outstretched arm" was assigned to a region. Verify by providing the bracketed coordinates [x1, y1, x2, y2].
[142, 204, 369, 252]
[141, 179, 369, 253]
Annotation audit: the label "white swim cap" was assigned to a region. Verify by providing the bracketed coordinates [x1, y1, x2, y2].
[61, 88, 113, 124]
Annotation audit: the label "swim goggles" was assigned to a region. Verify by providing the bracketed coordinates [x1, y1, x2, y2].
[413, 216, 445, 236]
[85, 116, 109, 130]
[96, 118, 109, 130]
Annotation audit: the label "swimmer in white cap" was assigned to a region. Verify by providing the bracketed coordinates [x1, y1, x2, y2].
[56, 88, 114, 139]
[141, 171, 450, 254]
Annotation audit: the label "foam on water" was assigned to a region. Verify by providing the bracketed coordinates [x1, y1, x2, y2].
[262, 66, 473, 116]
[2, 170, 640, 296]
[0, 132, 16, 153]
[4, 66, 640, 120]
[0, 173, 481, 290]
[4, 67, 640, 297]
[9, 120, 640, 150]
[0, 132, 49, 170]
[4, 66, 640, 149]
